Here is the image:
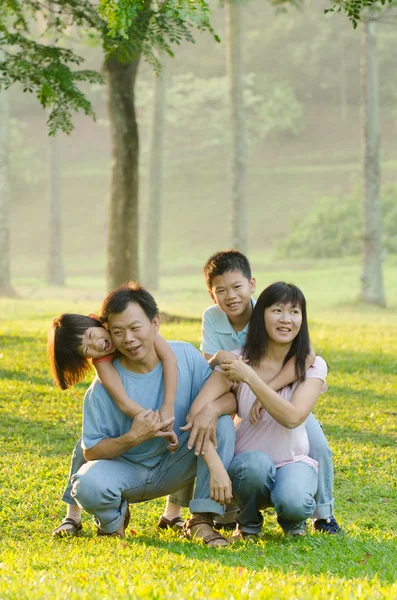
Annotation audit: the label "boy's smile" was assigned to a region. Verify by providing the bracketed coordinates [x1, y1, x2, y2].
[210, 270, 256, 327]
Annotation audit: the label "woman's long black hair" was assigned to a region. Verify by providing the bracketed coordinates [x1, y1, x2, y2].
[242, 282, 310, 382]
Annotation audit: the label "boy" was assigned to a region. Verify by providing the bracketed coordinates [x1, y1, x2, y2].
[160, 250, 341, 534]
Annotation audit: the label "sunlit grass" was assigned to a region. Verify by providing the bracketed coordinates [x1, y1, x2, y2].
[0, 293, 396, 598]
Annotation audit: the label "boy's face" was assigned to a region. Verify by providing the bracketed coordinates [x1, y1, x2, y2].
[209, 270, 256, 320]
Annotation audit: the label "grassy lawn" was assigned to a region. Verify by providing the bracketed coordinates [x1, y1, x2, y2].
[1, 278, 396, 599]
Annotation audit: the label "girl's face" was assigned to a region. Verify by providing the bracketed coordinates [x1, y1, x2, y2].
[77, 326, 114, 359]
[264, 302, 303, 345]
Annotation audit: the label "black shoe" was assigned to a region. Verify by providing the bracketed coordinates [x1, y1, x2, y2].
[312, 516, 341, 534]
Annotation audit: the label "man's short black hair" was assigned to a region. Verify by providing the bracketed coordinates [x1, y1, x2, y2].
[100, 282, 159, 325]
[203, 250, 252, 290]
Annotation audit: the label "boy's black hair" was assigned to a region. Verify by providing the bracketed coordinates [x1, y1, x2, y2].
[203, 250, 252, 290]
[47, 314, 103, 390]
[100, 281, 159, 326]
[242, 282, 310, 382]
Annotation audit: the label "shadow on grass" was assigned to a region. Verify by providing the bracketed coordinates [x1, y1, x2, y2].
[323, 423, 396, 447]
[107, 530, 397, 583]
[324, 349, 397, 376]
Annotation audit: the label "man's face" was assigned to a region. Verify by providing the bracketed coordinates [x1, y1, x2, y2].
[107, 302, 159, 367]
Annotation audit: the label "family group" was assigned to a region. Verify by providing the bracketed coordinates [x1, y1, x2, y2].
[47, 250, 341, 547]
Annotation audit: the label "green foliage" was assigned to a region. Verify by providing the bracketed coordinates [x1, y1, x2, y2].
[0, 0, 220, 134]
[0, 298, 396, 598]
[325, 0, 393, 28]
[276, 183, 397, 259]
[257, 84, 303, 136]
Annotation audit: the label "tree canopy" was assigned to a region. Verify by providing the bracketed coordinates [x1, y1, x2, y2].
[0, 0, 218, 134]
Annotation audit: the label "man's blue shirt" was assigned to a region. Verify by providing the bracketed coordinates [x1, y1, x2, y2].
[82, 341, 212, 467]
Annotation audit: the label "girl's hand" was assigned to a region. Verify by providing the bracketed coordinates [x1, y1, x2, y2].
[249, 398, 265, 425]
[159, 406, 179, 452]
[221, 355, 253, 383]
[209, 463, 233, 505]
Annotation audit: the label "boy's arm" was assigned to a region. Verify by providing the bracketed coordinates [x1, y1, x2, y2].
[153, 334, 178, 413]
[266, 346, 316, 391]
[205, 350, 239, 370]
[94, 361, 143, 419]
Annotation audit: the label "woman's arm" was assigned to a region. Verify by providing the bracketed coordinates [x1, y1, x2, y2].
[266, 346, 316, 391]
[221, 357, 323, 429]
[153, 334, 178, 416]
[94, 361, 143, 419]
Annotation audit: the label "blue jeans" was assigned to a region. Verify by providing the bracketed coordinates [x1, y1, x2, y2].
[71, 416, 235, 533]
[305, 413, 334, 518]
[229, 451, 318, 535]
[169, 413, 334, 519]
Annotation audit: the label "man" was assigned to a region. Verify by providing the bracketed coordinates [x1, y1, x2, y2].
[71, 282, 236, 546]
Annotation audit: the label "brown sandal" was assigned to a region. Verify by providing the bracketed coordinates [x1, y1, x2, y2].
[157, 515, 185, 531]
[52, 518, 83, 538]
[183, 515, 229, 547]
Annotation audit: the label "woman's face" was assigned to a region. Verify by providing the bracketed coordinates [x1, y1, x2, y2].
[77, 326, 114, 359]
[264, 301, 303, 345]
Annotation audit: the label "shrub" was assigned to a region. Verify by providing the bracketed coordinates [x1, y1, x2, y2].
[276, 183, 397, 259]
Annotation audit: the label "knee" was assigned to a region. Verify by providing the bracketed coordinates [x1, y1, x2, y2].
[71, 467, 109, 511]
[274, 490, 316, 522]
[230, 452, 274, 490]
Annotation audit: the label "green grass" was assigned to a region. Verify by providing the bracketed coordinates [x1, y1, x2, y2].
[0, 284, 396, 599]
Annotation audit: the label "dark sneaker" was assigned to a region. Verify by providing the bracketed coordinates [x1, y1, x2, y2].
[312, 517, 341, 534]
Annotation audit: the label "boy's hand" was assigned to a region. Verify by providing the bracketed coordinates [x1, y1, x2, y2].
[209, 462, 233, 505]
[180, 404, 218, 456]
[249, 398, 265, 425]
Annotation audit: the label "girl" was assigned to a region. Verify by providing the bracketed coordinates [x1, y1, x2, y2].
[216, 282, 330, 538]
[48, 313, 182, 536]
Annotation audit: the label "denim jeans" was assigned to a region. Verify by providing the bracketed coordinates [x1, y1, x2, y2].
[71, 416, 235, 533]
[305, 413, 334, 518]
[169, 413, 334, 520]
[228, 451, 318, 535]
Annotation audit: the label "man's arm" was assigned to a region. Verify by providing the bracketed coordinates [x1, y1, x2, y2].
[83, 410, 176, 461]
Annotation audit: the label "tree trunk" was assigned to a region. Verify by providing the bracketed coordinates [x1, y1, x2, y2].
[144, 60, 168, 290]
[47, 132, 65, 285]
[0, 86, 15, 297]
[225, 0, 247, 253]
[359, 16, 385, 306]
[105, 56, 140, 292]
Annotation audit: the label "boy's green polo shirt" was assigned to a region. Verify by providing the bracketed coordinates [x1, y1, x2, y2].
[200, 298, 256, 356]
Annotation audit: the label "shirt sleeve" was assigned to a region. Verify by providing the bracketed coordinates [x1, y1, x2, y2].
[81, 382, 115, 450]
[185, 343, 213, 398]
[91, 351, 117, 365]
[306, 356, 328, 393]
[200, 311, 222, 355]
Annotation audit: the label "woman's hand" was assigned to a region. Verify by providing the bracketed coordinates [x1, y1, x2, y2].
[209, 463, 233, 505]
[249, 398, 265, 425]
[221, 355, 253, 384]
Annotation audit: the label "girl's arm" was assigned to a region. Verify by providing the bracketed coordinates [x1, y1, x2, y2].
[153, 334, 178, 416]
[221, 357, 323, 429]
[95, 360, 143, 419]
[266, 346, 316, 391]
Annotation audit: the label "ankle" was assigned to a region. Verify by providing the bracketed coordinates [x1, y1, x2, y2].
[66, 504, 82, 521]
[162, 500, 182, 521]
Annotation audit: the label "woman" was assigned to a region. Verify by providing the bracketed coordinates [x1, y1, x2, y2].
[218, 281, 328, 538]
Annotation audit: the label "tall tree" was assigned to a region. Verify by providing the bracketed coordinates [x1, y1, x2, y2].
[0, 84, 14, 296]
[1, 1, 218, 290]
[225, 0, 247, 253]
[359, 11, 385, 305]
[144, 58, 168, 290]
[47, 131, 65, 285]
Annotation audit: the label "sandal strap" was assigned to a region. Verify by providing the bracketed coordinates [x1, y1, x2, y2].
[157, 516, 184, 529]
[184, 515, 213, 529]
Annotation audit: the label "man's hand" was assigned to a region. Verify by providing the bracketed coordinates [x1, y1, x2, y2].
[180, 403, 218, 456]
[129, 409, 175, 447]
[249, 398, 265, 425]
[209, 462, 233, 505]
